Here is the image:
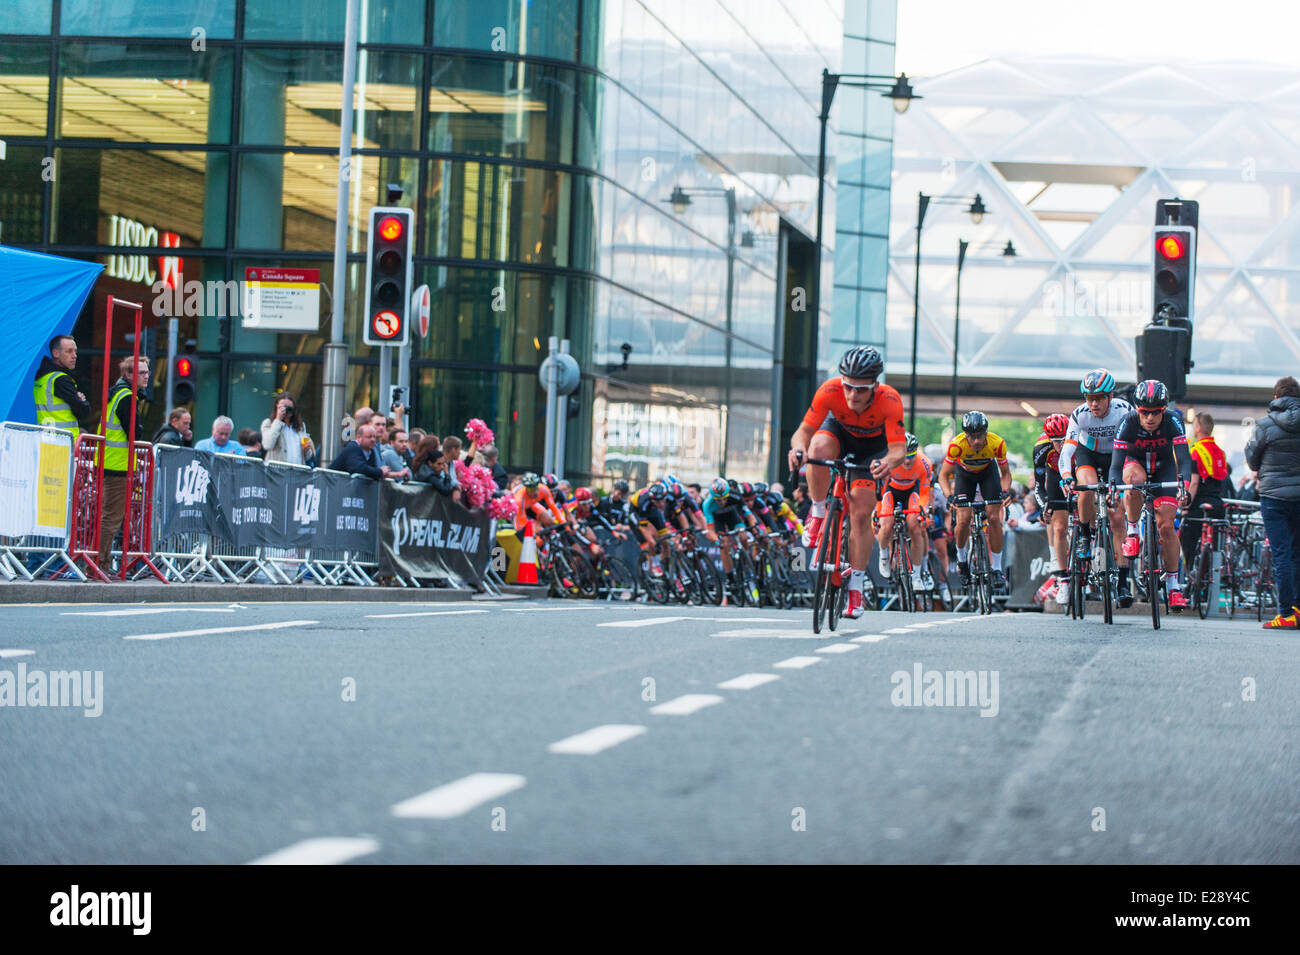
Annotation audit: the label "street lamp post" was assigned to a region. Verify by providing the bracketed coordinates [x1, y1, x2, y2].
[908, 191, 987, 431]
[664, 185, 737, 473]
[813, 69, 917, 398]
[951, 237, 1015, 427]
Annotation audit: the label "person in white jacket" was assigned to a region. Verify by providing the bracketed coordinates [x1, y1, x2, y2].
[261, 392, 316, 467]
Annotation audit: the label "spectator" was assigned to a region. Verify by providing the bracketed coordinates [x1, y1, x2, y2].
[381, 428, 414, 479]
[262, 392, 315, 466]
[793, 483, 811, 522]
[237, 428, 264, 459]
[344, 406, 374, 445]
[328, 422, 393, 480]
[1246, 376, 1300, 628]
[151, 407, 194, 447]
[481, 444, 509, 489]
[412, 436, 454, 496]
[1181, 412, 1229, 567]
[194, 415, 248, 456]
[1237, 469, 1260, 502]
[409, 427, 427, 447]
[441, 435, 464, 489]
[1022, 488, 1042, 524]
[34, 334, 96, 438]
[1005, 482, 1027, 529]
[98, 355, 150, 571]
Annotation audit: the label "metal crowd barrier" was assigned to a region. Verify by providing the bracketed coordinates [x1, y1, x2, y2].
[0, 421, 84, 582]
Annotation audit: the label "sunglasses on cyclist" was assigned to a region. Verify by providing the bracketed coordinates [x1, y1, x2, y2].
[1137, 407, 1164, 416]
[1083, 392, 1110, 400]
[840, 378, 877, 395]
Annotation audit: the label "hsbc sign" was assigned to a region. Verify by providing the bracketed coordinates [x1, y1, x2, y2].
[106, 213, 183, 288]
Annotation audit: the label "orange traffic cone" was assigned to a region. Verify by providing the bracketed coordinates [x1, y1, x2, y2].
[517, 520, 538, 584]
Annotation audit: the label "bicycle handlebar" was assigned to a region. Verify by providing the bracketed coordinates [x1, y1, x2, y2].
[802, 456, 877, 471]
[1110, 481, 1183, 492]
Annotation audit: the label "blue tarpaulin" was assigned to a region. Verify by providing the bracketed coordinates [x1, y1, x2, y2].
[0, 245, 103, 424]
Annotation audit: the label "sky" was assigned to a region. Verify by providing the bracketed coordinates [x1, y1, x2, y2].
[896, 0, 1300, 77]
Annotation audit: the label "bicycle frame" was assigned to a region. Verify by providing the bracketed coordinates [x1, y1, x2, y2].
[1112, 480, 1182, 630]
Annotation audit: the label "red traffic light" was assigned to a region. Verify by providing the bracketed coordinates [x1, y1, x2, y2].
[176, 356, 193, 377]
[1156, 233, 1186, 260]
[377, 215, 404, 242]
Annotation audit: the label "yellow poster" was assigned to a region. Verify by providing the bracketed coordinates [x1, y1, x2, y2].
[36, 438, 71, 536]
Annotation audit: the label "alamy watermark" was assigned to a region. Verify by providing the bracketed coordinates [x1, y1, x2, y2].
[890, 662, 999, 717]
[0, 663, 103, 717]
[1042, 274, 1150, 320]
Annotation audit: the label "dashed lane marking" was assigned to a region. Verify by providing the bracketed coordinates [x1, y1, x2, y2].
[0, 649, 36, 658]
[712, 627, 859, 638]
[247, 836, 380, 865]
[649, 694, 725, 716]
[815, 643, 859, 653]
[547, 724, 647, 755]
[716, 673, 781, 690]
[773, 656, 823, 669]
[364, 609, 490, 619]
[850, 634, 890, 643]
[391, 773, 527, 819]
[63, 607, 238, 616]
[123, 620, 318, 641]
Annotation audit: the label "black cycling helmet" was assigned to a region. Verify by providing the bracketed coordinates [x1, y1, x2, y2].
[727, 478, 740, 494]
[753, 481, 769, 495]
[711, 477, 729, 498]
[648, 481, 667, 500]
[1080, 368, 1116, 396]
[740, 482, 755, 496]
[962, 411, 989, 434]
[522, 472, 541, 488]
[613, 479, 630, 494]
[1133, 379, 1169, 409]
[905, 432, 920, 455]
[542, 473, 558, 489]
[838, 345, 884, 381]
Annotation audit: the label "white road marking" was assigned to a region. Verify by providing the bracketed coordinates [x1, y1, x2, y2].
[882, 627, 916, 634]
[391, 773, 527, 819]
[773, 656, 824, 669]
[123, 620, 317, 641]
[598, 615, 796, 629]
[815, 643, 859, 653]
[247, 836, 380, 865]
[717, 673, 781, 690]
[547, 724, 647, 755]
[649, 694, 725, 716]
[0, 649, 35, 658]
[850, 633, 891, 643]
[364, 609, 489, 619]
[598, 616, 697, 628]
[712, 628, 826, 638]
[63, 607, 238, 616]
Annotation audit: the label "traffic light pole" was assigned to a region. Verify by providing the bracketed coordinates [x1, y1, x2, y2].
[321, 0, 361, 466]
[377, 345, 391, 424]
[165, 317, 178, 410]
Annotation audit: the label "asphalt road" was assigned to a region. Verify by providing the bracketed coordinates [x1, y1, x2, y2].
[1, 597, 1295, 864]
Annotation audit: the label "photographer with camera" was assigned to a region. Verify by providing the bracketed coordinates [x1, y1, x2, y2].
[261, 392, 316, 467]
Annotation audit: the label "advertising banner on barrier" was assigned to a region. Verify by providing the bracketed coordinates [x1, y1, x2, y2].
[378, 482, 491, 584]
[1006, 528, 1052, 609]
[321, 471, 377, 553]
[0, 425, 71, 539]
[215, 456, 284, 548]
[280, 465, 328, 547]
[154, 446, 223, 540]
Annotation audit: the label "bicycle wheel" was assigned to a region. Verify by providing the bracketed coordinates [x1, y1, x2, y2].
[691, 551, 723, 606]
[972, 529, 990, 615]
[551, 549, 578, 598]
[1192, 544, 1211, 619]
[570, 550, 601, 599]
[828, 508, 850, 631]
[638, 552, 670, 604]
[1146, 529, 1161, 630]
[811, 500, 839, 631]
[739, 548, 762, 608]
[605, 557, 639, 602]
[894, 538, 914, 612]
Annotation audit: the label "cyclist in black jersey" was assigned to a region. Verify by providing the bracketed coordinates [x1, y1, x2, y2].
[1108, 379, 1193, 610]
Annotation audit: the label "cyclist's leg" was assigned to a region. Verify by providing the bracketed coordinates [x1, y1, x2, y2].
[706, 524, 732, 573]
[875, 491, 896, 574]
[1122, 461, 1147, 524]
[978, 469, 1006, 574]
[804, 423, 842, 520]
[951, 469, 976, 572]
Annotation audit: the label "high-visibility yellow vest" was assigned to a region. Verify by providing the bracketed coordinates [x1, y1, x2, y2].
[34, 370, 80, 439]
[100, 386, 132, 471]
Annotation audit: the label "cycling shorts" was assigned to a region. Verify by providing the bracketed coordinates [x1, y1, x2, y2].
[815, 414, 889, 489]
[876, 485, 922, 520]
[953, 466, 1002, 505]
[1121, 456, 1182, 508]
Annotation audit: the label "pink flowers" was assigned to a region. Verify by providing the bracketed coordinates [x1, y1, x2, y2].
[464, 418, 495, 447]
[487, 495, 518, 521]
[455, 460, 499, 509]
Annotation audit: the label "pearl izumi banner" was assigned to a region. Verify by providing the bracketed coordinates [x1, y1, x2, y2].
[377, 481, 492, 584]
[1006, 527, 1052, 610]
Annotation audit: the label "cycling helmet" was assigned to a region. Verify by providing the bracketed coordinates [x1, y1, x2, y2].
[711, 477, 729, 498]
[663, 472, 679, 486]
[753, 481, 769, 495]
[1080, 369, 1116, 396]
[613, 479, 630, 494]
[740, 482, 755, 496]
[667, 480, 683, 497]
[962, 411, 989, 434]
[542, 473, 558, 489]
[648, 481, 667, 501]
[1044, 413, 1069, 439]
[574, 487, 593, 503]
[1133, 379, 1169, 409]
[522, 472, 541, 488]
[905, 433, 920, 456]
[727, 478, 741, 494]
[838, 345, 884, 381]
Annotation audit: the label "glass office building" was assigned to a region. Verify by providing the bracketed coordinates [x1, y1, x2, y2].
[0, 0, 897, 483]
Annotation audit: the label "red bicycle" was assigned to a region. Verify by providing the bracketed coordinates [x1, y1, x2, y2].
[801, 453, 877, 632]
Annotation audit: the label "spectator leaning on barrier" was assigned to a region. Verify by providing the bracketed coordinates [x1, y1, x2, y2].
[97, 354, 150, 571]
[34, 334, 96, 438]
[151, 407, 193, 447]
[1246, 376, 1300, 628]
[381, 428, 414, 479]
[481, 444, 509, 489]
[194, 415, 247, 456]
[441, 434, 464, 488]
[329, 422, 393, 480]
[237, 428, 264, 459]
[262, 393, 314, 466]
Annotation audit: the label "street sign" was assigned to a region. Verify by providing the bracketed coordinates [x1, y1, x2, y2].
[413, 284, 431, 338]
[243, 267, 321, 330]
[370, 310, 401, 341]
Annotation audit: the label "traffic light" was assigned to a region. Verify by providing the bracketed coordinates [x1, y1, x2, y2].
[1152, 199, 1197, 330]
[174, 339, 197, 404]
[363, 206, 414, 347]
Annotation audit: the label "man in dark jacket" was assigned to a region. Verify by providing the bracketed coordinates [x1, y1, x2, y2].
[151, 407, 194, 447]
[481, 444, 509, 490]
[1246, 376, 1300, 628]
[33, 335, 96, 437]
[327, 422, 393, 480]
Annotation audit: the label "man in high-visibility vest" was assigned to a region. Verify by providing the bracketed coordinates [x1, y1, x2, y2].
[33, 335, 95, 438]
[98, 354, 151, 572]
